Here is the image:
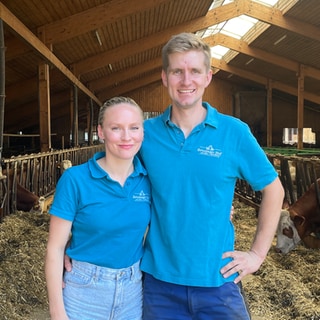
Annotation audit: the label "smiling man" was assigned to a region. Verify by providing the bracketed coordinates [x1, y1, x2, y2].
[139, 32, 284, 320]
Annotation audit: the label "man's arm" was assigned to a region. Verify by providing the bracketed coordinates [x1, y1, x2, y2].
[221, 177, 284, 283]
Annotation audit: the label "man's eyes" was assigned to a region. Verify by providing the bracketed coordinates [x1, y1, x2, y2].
[172, 69, 201, 75]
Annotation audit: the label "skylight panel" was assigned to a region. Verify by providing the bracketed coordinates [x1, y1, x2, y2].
[220, 15, 257, 39]
[253, 0, 279, 6]
[209, 0, 233, 10]
[202, 0, 283, 60]
[201, 22, 226, 38]
[210, 45, 229, 59]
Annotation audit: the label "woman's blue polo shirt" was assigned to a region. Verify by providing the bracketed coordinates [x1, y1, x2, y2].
[49, 151, 151, 269]
[140, 102, 278, 287]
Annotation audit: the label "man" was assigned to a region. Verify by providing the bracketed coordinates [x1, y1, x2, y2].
[139, 32, 284, 319]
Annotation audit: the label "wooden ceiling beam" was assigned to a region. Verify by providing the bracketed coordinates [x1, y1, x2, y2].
[42, 0, 170, 44]
[3, 0, 185, 61]
[0, 2, 102, 107]
[6, 0, 319, 70]
[89, 57, 162, 93]
[206, 33, 320, 81]
[5, 0, 232, 63]
[73, 0, 320, 76]
[212, 58, 320, 105]
[73, 1, 241, 75]
[242, 0, 320, 42]
[87, 32, 320, 99]
[4, 0, 320, 123]
[98, 72, 161, 101]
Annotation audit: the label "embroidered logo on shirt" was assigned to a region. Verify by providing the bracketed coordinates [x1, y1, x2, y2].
[133, 190, 150, 202]
[197, 145, 222, 158]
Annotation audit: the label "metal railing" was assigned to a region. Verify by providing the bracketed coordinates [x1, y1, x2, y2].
[1, 146, 320, 222]
[235, 154, 320, 208]
[0, 145, 103, 221]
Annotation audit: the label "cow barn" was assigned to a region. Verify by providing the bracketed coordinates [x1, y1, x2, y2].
[1, 0, 320, 319]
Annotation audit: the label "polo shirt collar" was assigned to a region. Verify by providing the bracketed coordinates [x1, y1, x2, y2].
[203, 102, 219, 129]
[89, 151, 147, 179]
[162, 102, 219, 129]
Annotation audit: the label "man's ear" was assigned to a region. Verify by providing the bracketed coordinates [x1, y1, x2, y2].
[205, 69, 213, 88]
[161, 70, 168, 87]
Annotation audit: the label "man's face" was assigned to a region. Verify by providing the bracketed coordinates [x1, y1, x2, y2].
[162, 50, 212, 110]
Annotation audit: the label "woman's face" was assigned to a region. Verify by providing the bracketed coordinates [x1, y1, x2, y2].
[97, 103, 144, 161]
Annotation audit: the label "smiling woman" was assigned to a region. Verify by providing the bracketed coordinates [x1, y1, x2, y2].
[45, 96, 151, 320]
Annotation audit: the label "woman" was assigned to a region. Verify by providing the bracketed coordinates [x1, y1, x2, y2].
[45, 97, 151, 320]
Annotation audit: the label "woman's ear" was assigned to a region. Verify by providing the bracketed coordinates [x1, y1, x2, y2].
[97, 124, 104, 140]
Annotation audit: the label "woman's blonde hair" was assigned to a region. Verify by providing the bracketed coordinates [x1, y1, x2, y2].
[98, 96, 143, 126]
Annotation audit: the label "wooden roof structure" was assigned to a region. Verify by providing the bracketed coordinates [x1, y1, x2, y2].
[1, 0, 320, 145]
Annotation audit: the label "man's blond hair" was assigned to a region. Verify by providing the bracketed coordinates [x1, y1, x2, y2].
[162, 32, 211, 72]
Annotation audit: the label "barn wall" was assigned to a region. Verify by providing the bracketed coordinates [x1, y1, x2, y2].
[125, 77, 320, 148]
[128, 81, 170, 114]
[272, 97, 320, 147]
[204, 78, 235, 115]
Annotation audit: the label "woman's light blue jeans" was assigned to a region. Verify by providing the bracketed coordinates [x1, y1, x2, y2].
[63, 260, 142, 320]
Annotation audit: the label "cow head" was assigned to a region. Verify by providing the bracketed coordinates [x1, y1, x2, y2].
[275, 210, 301, 254]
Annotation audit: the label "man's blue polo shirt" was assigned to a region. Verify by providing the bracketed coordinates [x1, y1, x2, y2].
[50, 151, 151, 268]
[140, 102, 277, 287]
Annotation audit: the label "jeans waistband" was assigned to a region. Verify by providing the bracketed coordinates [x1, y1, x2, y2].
[71, 259, 140, 281]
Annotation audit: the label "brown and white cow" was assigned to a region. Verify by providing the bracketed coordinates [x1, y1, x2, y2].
[275, 178, 320, 254]
[16, 183, 45, 213]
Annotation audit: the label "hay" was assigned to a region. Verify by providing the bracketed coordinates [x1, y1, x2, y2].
[0, 211, 49, 320]
[0, 200, 319, 319]
[234, 200, 320, 320]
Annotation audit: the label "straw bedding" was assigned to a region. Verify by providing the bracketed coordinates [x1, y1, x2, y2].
[0, 199, 319, 319]
[234, 200, 320, 320]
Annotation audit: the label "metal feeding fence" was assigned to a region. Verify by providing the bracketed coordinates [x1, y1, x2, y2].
[0, 145, 320, 222]
[235, 153, 320, 209]
[0, 145, 103, 221]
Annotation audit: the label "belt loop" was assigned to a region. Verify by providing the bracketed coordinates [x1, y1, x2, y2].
[94, 265, 99, 281]
[131, 264, 135, 280]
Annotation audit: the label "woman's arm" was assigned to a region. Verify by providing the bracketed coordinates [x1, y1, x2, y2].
[45, 215, 72, 320]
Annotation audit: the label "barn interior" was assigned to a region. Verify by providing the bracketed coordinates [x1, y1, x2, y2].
[1, 1, 320, 319]
[1, 0, 320, 157]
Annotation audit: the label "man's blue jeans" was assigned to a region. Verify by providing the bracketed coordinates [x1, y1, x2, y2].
[143, 273, 251, 320]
